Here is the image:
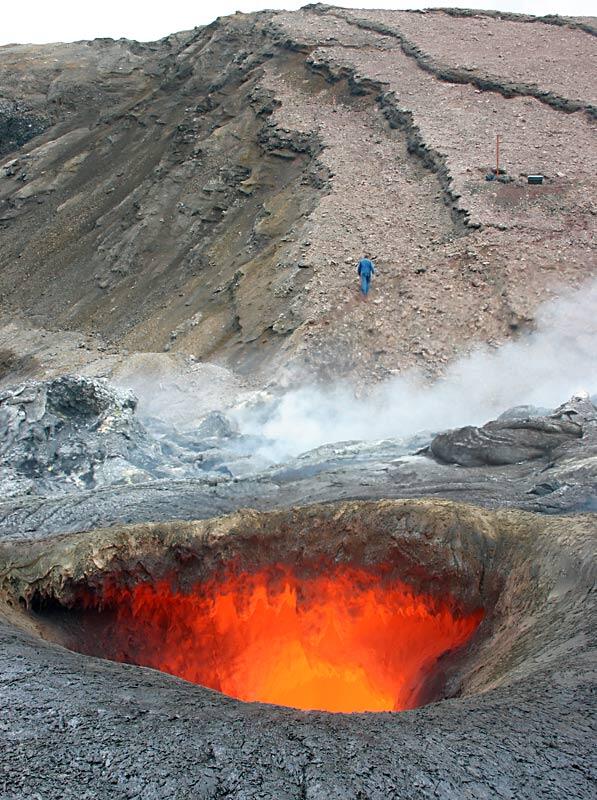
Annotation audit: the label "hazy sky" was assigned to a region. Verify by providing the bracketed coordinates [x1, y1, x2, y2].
[1, 0, 594, 45]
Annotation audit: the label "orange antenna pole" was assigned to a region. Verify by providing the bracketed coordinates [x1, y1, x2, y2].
[496, 134, 500, 174]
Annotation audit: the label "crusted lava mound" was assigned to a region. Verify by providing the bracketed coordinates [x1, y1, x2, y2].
[429, 394, 596, 467]
[0, 499, 594, 798]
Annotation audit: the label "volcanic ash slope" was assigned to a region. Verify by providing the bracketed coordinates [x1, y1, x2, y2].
[0, 6, 595, 385]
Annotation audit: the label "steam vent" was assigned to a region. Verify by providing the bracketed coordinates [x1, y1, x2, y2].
[0, 3, 596, 800]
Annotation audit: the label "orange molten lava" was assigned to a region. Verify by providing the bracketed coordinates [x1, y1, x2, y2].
[93, 566, 483, 712]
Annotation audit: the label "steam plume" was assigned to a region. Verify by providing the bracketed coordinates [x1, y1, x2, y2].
[234, 279, 597, 462]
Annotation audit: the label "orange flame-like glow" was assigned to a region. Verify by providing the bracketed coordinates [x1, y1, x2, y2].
[92, 566, 483, 712]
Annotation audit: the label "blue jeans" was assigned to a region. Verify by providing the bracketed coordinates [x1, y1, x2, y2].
[360, 273, 371, 295]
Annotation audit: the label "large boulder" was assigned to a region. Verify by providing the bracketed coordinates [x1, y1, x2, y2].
[195, 410, 239, 440]
[0, 376, 161, 495]
[429, 394, 595, 467]
[0, 376, 273, 498]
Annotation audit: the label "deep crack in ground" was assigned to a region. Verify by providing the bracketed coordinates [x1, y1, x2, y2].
[0, 500, 595, 798]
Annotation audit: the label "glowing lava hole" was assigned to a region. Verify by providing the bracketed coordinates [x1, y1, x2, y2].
[72, 565, 483, 713]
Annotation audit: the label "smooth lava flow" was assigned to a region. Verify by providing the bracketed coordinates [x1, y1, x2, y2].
[78, 565, 483, 712]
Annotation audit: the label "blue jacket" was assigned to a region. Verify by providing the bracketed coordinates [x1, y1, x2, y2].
[357, 258, 375, 278]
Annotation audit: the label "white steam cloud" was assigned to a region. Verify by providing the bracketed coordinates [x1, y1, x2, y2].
[234, 279, 597, 463]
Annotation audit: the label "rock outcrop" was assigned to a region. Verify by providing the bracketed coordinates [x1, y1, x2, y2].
[0, 376, 157, 496]
[0, 376, 261, 497]
[429, 394, 595, 466]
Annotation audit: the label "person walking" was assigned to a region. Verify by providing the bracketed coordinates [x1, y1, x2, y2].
[357, 256, 375, 297]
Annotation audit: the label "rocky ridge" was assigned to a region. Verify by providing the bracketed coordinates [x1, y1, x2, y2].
[0, 6, 595, 384]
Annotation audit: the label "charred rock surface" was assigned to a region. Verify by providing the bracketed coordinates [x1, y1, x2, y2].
[0, 99, 50, 158]
[0, 500, 595, 799]
[0, 376, 151, 496]
[0, 376, 273, 498]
